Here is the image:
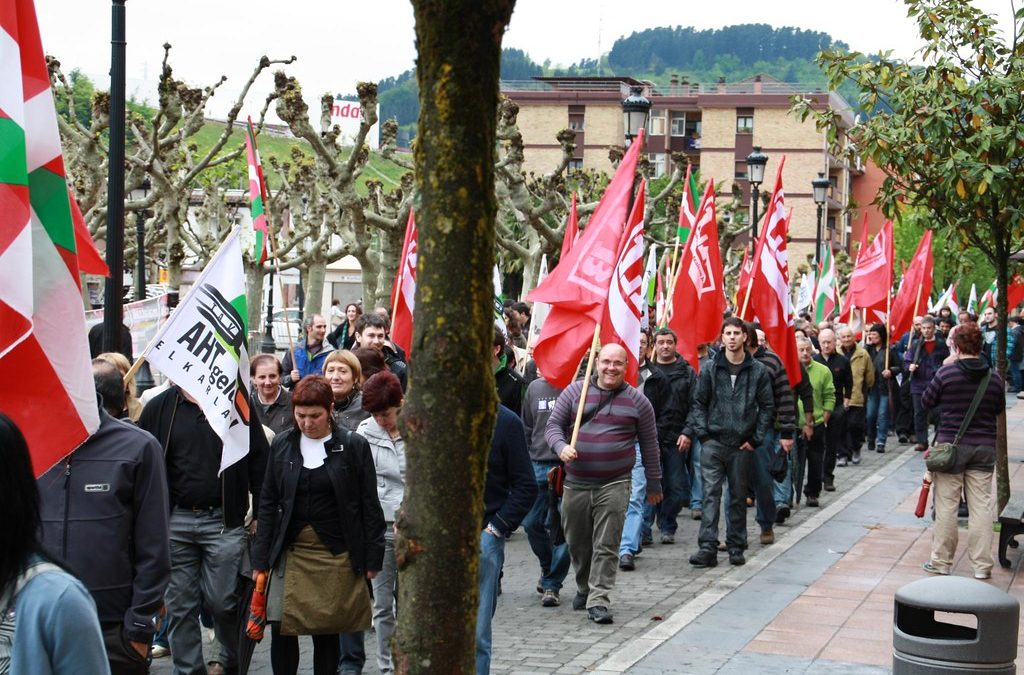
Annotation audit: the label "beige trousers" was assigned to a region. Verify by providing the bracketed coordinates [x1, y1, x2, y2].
[930, 469, 994, 575]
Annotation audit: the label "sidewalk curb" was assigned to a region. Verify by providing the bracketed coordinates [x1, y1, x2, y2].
[593, 446, 920, 673]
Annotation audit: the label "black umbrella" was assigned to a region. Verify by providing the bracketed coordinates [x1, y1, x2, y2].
[792, 435, 806, 506]
[236, 536, 263, 675]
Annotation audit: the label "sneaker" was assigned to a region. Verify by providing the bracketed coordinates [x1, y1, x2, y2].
[836, 457, 848, 467]
[618, 553, 636, 571]
[851, 449, 861, 465]
[572, 592, 588, 611]
[914, 443, 927, 452]
[775, 504, 791, 524]
[541, 589, 560, 607]
[760, 529, 775, 545]
[660, 533, 675, 545]
[923, 561, 950, 576]
[867, 442, 876, 452]
[207, 663, 225, 675]
[641, 533, 654, 547]
[898, 435, 909, 444]
[588, 606, 613, 624]
[689, 549, 718, 567]
[806, 496, 820, 507]
[1018, 391, 1024, 400]
[877, 445, 886, 454]
[824, 481, 836, 492]
[717, 541, 727, 551]
[151, 645, 170, 659]
[728, 550, 746, 566]
[691, 509, 703, 521]
[974, 570, 992, 580]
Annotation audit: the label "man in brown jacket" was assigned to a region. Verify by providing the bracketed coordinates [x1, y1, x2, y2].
[838, 326, 875, 464]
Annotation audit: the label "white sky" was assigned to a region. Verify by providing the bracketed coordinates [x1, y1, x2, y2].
[36, 0, 1017, 121]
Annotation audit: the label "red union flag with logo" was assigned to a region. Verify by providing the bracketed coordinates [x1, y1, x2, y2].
[668, 180, 725, 370]
[389, 210, 417, 354]
[528, 130, 645, 387]
[600, 181, 646, 386]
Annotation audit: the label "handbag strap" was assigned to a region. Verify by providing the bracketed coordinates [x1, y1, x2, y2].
[953, 369, 992, 445]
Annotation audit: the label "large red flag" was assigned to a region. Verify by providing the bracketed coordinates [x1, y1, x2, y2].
[668, 180, 725, 370]
[846, 220, 894, 310]
[560, 192, 579, 263]
[1008, 273, 1024, 311]
[389, 210, 417, 354]
[740, 157, 801, 386]
[600, 181, 645, 386]
[889, 230, 933, 340]
[529, 130, 645, 387]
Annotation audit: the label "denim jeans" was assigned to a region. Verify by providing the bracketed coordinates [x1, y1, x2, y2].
[522, 461, 570, 592]
[165, 508, 246, 675]
[865, 386, 889, 448]
[619, 447, 646, 556]
[773, 446, 792, 507]
[698, 440, 751, 552]
[338, 632, 365, 673]
[1010, 360, 1022, 391]
[642, 445, 690, 538]
[475, 529, 506, 675]
[689, 439, 703, 510]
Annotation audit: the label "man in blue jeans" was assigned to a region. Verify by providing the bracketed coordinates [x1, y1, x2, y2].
[520, 372, 569, 607]
[476, 405, 536, 674]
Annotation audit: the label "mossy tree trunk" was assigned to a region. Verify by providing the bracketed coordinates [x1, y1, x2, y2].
[393, 1, 515, 674]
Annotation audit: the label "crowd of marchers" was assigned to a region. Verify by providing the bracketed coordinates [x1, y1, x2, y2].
[0, 298, 1018, 675]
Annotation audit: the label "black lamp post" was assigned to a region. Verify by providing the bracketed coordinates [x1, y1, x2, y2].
[812, 171, 830, 266]
[128, 177, 154, 392]
[260, 266, 277, 353]
[101, 0, 127, 354]
[621, 85, 651, 145]
[745, 146, 768, 241]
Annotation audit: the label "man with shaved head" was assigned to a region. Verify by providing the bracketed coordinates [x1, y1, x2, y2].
[545, 342, 662, 625]
[814, 328, 852, 493]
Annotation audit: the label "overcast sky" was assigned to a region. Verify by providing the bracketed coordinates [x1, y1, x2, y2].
[36, 0, 1017, 120]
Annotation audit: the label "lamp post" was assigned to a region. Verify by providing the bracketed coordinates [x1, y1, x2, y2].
[621, 85, 651, 146]
[812, 171, 830, 266]
[260, 265, 277, 353]
[127, 177, 154, 392]
[745, 146, 768, 241]
[101, 0, 127, 354]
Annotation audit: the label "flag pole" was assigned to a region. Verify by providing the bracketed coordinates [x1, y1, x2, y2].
[663, 228, 693, 324]
[884, 290, 892, 370]
[569, 324, 602, 450]
[739, 265, 756, 319]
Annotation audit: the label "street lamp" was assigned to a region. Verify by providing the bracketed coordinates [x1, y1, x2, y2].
[621, 85, 651, 145]
[812, 171, 830, 266]
[745, 146, 768, 241]
[102, 0, 127, 355]
[127, 177, 155, 393]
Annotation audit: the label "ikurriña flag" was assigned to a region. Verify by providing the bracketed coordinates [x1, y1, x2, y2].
[0, 0, 100, 476]
[244, 117, 270, 265]
[142, 229, 253, 474]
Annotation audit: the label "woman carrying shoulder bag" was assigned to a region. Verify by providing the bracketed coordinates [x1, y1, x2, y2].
[921, 322, 1004, 579]
[251, 376, 385, 675]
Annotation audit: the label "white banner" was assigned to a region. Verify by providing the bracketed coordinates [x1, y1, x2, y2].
[86, 294, 172, 358]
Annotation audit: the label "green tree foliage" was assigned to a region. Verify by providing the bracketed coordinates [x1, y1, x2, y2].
[793, 0, 1024, 509]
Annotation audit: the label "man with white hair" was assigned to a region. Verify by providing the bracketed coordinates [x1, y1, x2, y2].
[837, 325, 875, 464]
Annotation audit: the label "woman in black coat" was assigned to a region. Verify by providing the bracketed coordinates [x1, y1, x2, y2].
[252, 376, 385, 675]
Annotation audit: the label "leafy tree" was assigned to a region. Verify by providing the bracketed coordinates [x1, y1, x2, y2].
[793, 0, 1024, 509]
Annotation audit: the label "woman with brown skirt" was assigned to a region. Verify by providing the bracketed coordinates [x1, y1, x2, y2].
[252, 376, 386, 675]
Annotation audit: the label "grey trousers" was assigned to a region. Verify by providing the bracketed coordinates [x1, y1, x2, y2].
[561, 479, 631, 609]
[371, 530, 398, 674]
[165, 508, 246, 675]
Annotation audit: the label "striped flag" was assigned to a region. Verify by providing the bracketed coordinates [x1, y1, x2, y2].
[677, 163, 699, 244]
[978, 280, 997, 313]
[813, 246, 839, 322]
[0, 0, 100, 475]
[244, 117, 269, 265]
[642, 244, 657, 328]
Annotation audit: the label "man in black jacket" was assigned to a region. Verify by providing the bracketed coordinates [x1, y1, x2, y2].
[686, 318, 774, 568]
[493, 327, 526, 413]
[138, 385, 269, 675]
[476, 404, 536, 674]
[815, 328, 852, 487]
[39, 362, 170, 674]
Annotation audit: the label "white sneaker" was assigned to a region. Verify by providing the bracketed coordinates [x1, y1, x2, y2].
[151, 645, 170, 658]
[975, 571, 992, 580]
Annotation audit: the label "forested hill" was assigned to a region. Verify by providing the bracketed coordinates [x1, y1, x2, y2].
[378, 24, 848, 141]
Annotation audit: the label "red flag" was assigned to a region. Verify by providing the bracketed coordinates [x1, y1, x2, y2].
[739, 157, 801, 386]
[529, 130, 646, 387]
[560, 192, 579, 262]
[889, 230, 933, 339]
[600, 181, 646, 386]
[1009, 273, 1024, 311]
[668, 180, 725, 370]
[69, 189, 109, 277]
[735, 248, 754, 310]
[847, 220, 893, 310]
[389, 210, 417, 354]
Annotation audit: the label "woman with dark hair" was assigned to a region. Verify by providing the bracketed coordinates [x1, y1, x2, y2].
[328, 303, 362, 351]
[323, 350, 369, 432]
[355, 371, 406, 674]
[0, 413, 111, 674]
[864, 323, 901, 453]
[251, 376, 385, 675]
[922, 322, 1004, 579]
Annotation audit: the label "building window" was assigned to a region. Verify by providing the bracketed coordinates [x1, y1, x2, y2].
[648, 113, 666, 136]
[649, 153, 666, 178]
[568, 113, 585, 131]
[568, 158, 583, 171]
[736, 115, 754, 134]
[735, 161, 748, 180]
[670, 114, 687, 137]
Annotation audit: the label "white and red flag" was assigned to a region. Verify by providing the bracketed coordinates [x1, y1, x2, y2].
[0, 0, 100, 475]
[738, 157, 801, 386]
[600, 181, 646, 386]
[668, 180, 725, 371]
[244, 117, 270, 265]
[813, 245, 839, 323]
[389, 210, 417, 354]
[528, 130, 645, 387]
[889, 230, 933, 340]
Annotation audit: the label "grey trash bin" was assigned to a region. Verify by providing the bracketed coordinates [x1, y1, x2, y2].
[893, 576, 1019, 674]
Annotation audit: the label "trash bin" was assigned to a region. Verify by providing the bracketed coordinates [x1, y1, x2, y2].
[893, 576, 1019, 674]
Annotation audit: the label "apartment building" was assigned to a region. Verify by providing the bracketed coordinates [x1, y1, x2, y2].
[501, 74, 869, 263]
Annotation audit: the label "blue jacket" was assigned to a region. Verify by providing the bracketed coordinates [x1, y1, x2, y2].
[483, 406, 537, 536]
[282, 338, 335, 387]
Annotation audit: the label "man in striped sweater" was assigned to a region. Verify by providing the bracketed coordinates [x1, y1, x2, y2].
[545, 343, 662, 625]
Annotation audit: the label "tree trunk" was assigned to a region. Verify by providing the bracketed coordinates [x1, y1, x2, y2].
[994, 233, 1010, 512]
[374, 227, 404, 308]
[394, 1, 515, 673]
[304, 257, 327, 319]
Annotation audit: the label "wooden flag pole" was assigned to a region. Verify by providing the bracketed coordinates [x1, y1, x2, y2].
[884, 290, 892, 370]
[739, 257, 757, 320]
[569, 323, 602, 450]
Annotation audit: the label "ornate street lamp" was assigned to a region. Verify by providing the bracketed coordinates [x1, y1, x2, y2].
[621, 85, 651, 145]
[812, 171, 831, 266]
[745, 146, 768, 241]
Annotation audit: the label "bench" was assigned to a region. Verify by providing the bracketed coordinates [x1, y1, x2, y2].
[998, 493, 1024, 568]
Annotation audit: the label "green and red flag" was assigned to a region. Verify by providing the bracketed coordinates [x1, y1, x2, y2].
[676, 163, 699, 244]
[0, 0, 100, 475]
[813, 245, 839, 323]
[244, 116, 270, 265]
[978, 279, 997, 313]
